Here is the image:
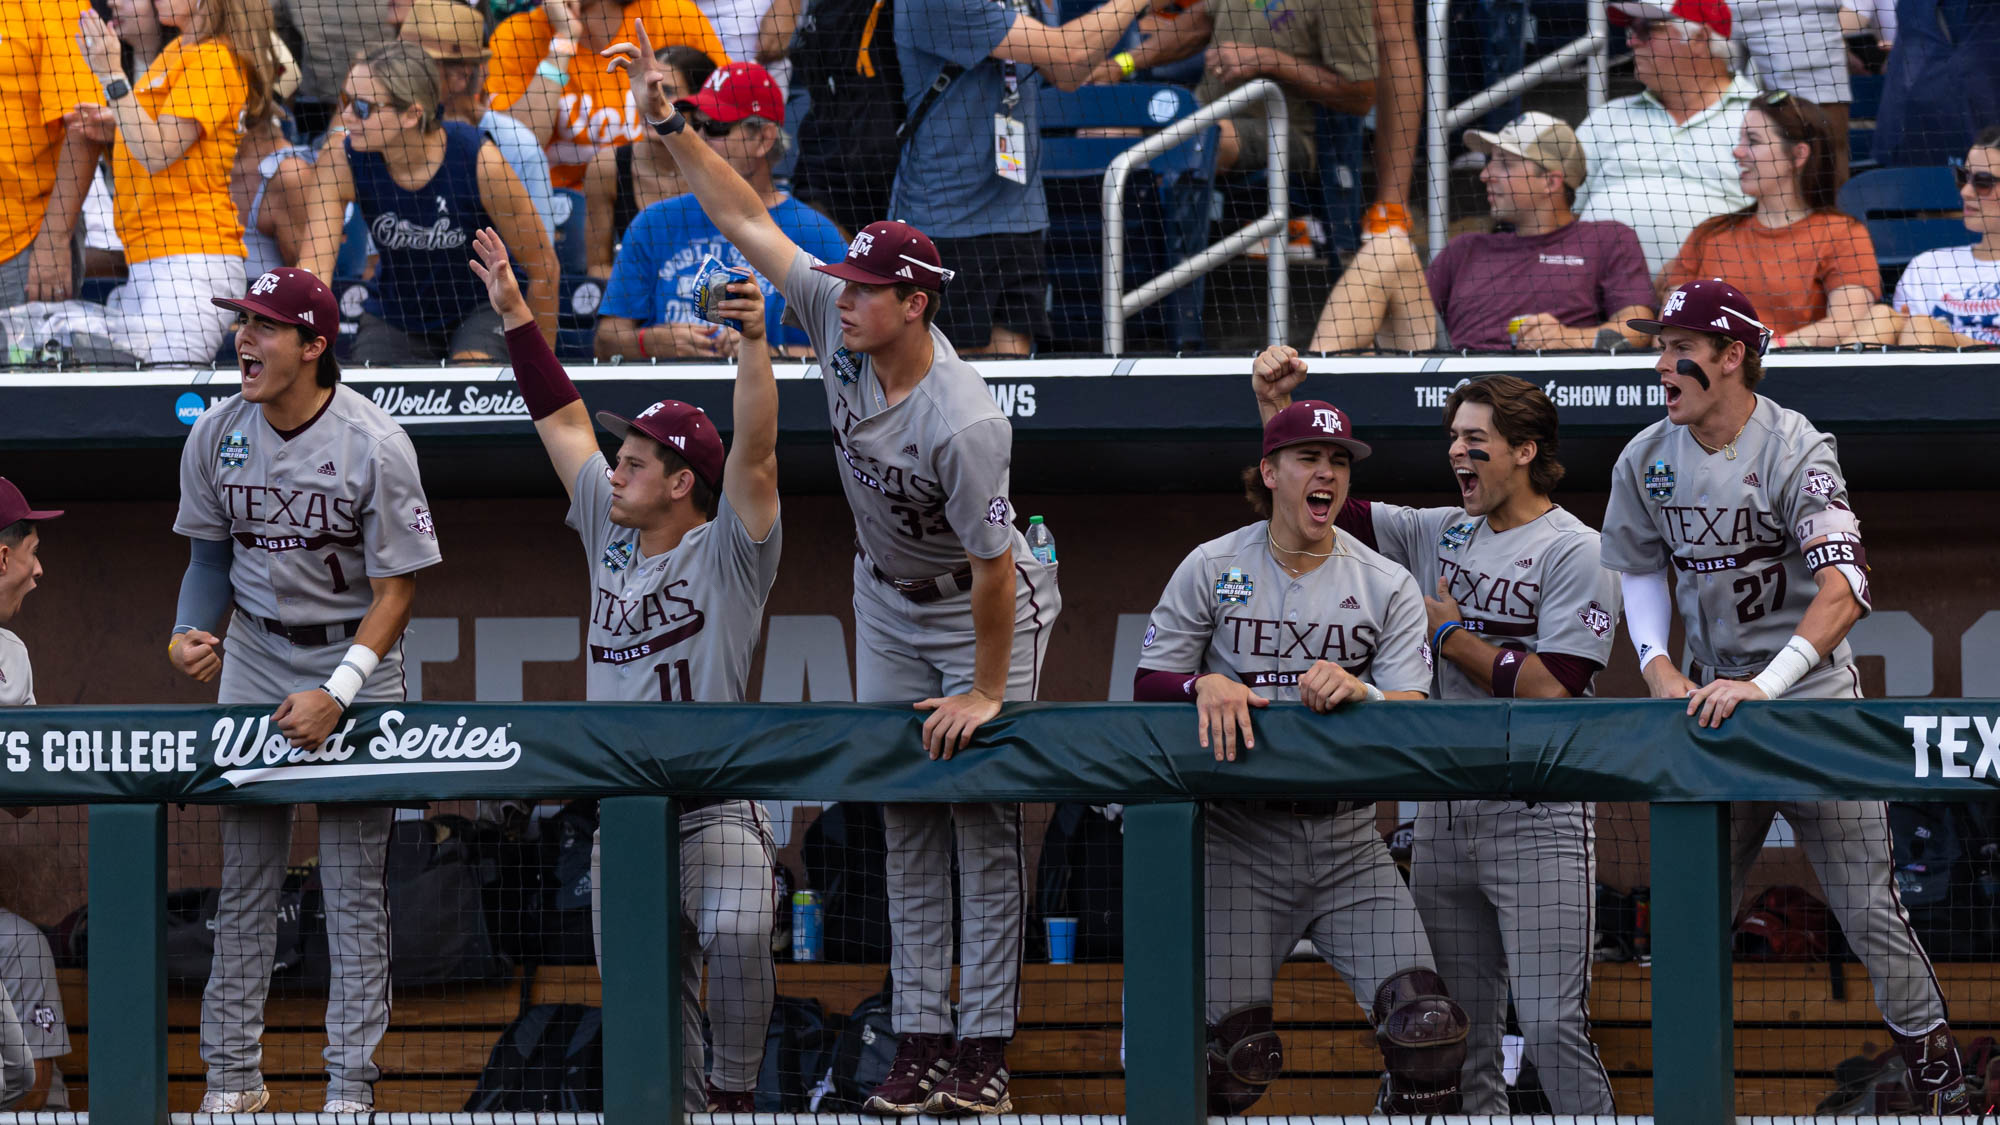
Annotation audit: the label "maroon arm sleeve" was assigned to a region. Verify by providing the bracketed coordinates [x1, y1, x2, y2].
[1536, 652, 1601, 698]
[1336, 498, 1377, 551]
[1134, 668, 1201, 702]
[505, 322, 582, 420]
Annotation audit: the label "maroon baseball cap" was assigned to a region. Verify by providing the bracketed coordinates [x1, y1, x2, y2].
[212, 268, 340, 340]
[0, 479, 62, 527]
[1609, 0, 1732, 40]
[1263, 400, 1372, 461]
[596, 400, 726, 490]
[1628, 278, 1773, 355]
[812, 221, 956, 288]
[676, 61, 784, 125]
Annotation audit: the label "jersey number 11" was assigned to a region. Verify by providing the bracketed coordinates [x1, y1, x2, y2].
[656, 659, 693, 701]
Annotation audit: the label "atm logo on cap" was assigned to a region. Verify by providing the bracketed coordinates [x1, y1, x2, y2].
[1312, 409, 1344, 433]
[251, 272, 282, 295]
[848, 231, 875, 257]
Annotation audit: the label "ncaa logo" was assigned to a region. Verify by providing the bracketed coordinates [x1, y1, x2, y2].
[250, 271, 282, 296]
[174, 391, 205, 426]
[1311, 408, 1343, 434]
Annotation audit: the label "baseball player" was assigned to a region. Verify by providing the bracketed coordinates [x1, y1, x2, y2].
[1603, 278, 1973, 1113]
[0, 479, 59, 708]
[1134, 400, 1469, 1116]
[169, 267, 442, 1115]
[1252, 354, 1619, 1113]
[0, 907, 69, 1110]
[604, 24, 1062, 1115]
[468, 227, 782, 1113]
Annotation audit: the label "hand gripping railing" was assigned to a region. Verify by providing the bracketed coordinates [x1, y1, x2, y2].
[1102, 78, 1288, 355]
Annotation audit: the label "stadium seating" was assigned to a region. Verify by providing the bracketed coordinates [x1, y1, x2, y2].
[1838, 165, 1980, 269]
[1037, 83, 1217, 353]
[551, 188, 588, 279]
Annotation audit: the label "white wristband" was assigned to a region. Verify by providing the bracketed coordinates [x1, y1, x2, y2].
[1750, 635, 1818, 700]
[321, 643, 380, 709]
[1363, 682, 1385, 703]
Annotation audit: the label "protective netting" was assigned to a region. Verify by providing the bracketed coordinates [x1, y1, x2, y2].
[1, 0, 1993, 366]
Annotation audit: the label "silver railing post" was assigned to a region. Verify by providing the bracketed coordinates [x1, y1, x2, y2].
[1102, 79, 1288, 355]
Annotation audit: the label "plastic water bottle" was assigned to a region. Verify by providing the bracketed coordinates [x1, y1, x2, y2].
[1027, 515, 1057, 565]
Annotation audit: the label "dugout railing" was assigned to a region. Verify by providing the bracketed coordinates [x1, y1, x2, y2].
[8, 697, 1997, 1124]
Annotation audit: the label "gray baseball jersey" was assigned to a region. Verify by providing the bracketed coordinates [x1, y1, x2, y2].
[1349, 500, 1618, 1113]
[175, 386, 442, 623]
[1601, 395, 1867, 677]
[0, 910, 67, 1109]
[1140, 522, 1432, 696]
[567, 453, 781, 703]
[1354, 502, 1620, 697]
[0, 631, 30, 706]
[782, 251, 1031, 576]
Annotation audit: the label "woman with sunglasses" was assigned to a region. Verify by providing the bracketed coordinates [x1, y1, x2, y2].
[74, 0, 280, 364]
[1894, 126, 2000, 347]
[581, 44, 715, 279]
[1658, 91, 1895, 347]
[299, 41, 558, 364]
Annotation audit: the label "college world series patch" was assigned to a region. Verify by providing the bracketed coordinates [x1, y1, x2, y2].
[218, 430, 250, 468]
[1645, 460, 1676, 502]
[1215, 567, 1254, 605]
[603, 541, 635, 572]
[829, 347, 861, 386]
[1439, 521, 1475, 551]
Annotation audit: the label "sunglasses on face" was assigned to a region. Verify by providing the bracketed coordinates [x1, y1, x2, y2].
[339, 94, 379, 121]
[1627, 17, 1662, 40]
[688, 113, 739, 138]
[1955, 166, 2000, 195]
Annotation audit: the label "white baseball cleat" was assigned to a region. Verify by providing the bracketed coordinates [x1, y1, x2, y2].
[197, 1086, 270, 1113]
[322, 1099, 372, 1114]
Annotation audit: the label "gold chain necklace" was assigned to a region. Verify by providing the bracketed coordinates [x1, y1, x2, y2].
[1267, 529, 1341, 576]
[1693, 409, 1752, 460]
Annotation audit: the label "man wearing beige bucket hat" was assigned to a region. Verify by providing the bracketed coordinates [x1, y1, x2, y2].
[1309, 111, 1656, 354]
[398, 0, 558, 240]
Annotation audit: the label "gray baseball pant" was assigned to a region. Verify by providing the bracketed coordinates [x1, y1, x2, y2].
[851, 554, 1060, 1039]
[1703, 658, 1950, 1036]
[203, 619, 402, 1103]
[1205, 802, 1436, 1022]
[1411, 799, 1614, 1114]
[0, 981, 34, 1109]
[590, 799, 776, 1106]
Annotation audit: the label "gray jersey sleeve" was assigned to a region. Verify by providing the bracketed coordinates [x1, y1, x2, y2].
[1373, 570, 1433, 694]
[0, 916, 67, 1062]
[937, 418, 1017, 561]
[1775, 433, 1873, 612]
[1140, 547, 1220, 674]
[565, 452, 614, 555]
[362, 432, 443, 578]
[0, 632, 31, 708]
[0, 983, 30, 1109]
[1532, 534, 1622, 664]
[781, 251, 841, 358]
[1362, 501, 1432, 571]
[1600, 442, 1670, 573]
[173, 418, 230, 540]
[703, 491, 783, 603]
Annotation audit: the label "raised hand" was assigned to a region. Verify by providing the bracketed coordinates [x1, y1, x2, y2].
[467, 227, 533, 331]
[75, 9, 124, 84]
[601, 18, 677, 126]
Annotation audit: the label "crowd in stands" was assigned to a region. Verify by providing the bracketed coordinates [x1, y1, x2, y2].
[0, 0, 1995, 367]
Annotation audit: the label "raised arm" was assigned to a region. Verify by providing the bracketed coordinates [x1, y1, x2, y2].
[603, 21, 800, 284]
[757, 0, 801, 63]
[1250, 344, 1307, 422]
[993, 0, 1156, 91]
[717, 273, 779, 541]
[469, 227, 599, 497]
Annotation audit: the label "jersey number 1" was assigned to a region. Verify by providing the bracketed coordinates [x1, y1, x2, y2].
[656, 659, 693, 701]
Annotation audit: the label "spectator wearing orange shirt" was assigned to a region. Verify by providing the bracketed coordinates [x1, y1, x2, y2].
[0, 0, 104, 306]
[76, 0, 279, 364]
[1659, 91, 1893, 347]
[486, 0, 729, 190]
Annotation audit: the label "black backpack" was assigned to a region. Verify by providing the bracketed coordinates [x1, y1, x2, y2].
[789, 0, 905, 235]
[466, 1003, 604, 1112]
[756, 995, 842, 1111]
[827, 988, 900, 1110]
[385, 814, 513, 984]
[1889, 802, 2000, 959]
[1030, 803, 1124, 962]
[537, 799, 601, 965]
[161, 864, 326, 985]
[800, 803, 892, 963]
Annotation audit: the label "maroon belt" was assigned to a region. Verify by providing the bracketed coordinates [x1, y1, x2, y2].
[871, 561, 974, 604]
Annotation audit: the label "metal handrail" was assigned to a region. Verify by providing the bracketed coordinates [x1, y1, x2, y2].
[1425, 0, 1615, 261]
[1102, 78, 1288, 356]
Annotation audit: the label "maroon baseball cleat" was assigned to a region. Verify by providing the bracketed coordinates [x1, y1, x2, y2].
[863, 1031, 954, 1115]
[923, 1036, 1013, 1115]
[705, 1083, 756, 1113]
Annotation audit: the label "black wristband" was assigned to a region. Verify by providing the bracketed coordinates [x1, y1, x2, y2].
[648, 110, 686, 136]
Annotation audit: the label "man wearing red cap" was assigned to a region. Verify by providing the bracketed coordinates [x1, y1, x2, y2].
[0, 480, 62, 708]
[471, 224, 784, 1113]
[607, 28, 1063, 1114]
[1133, 401, 1471, 1117]
[596, 61, 846, 360]
[1603, 279, 1976, 1113]
[171, 267, 442, 1115]
[1574, 0, 1757, 275]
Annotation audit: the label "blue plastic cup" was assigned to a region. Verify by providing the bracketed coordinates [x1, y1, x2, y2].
[1046, 916, 1078, 964]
